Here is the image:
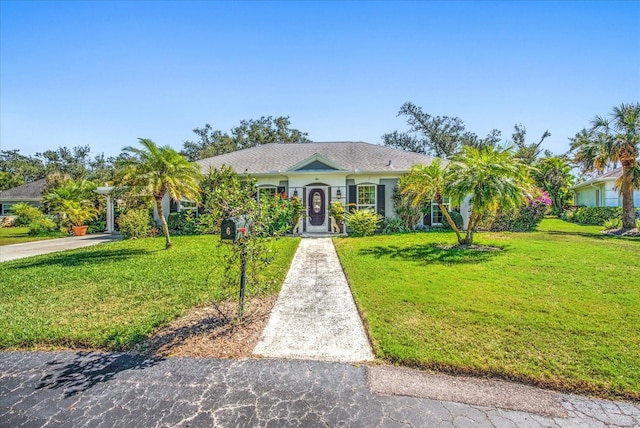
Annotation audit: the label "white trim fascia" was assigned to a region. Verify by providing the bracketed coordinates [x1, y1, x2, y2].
[571, 177, 617, 191]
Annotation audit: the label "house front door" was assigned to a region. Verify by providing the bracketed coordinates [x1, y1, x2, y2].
[307, 188, 326, 228]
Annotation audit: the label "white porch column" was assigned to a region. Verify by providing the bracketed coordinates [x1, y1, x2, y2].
[105, 195, 114, 233]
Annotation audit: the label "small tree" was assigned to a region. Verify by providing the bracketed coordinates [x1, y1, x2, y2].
[400, 159, 464, 243]
[115, 138, 201, 249]
[447, 146, 534, 245]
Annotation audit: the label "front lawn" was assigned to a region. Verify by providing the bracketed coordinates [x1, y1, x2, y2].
[0, 227, 66, 246]
[334, 218, 640, 400]
[0, 235, 299, 350]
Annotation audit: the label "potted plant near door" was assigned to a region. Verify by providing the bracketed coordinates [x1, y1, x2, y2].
[329, 201, 346, 233]
[63, 200, 99, 236]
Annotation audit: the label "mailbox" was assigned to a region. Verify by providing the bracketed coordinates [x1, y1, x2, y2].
[221, 216, 250, 241]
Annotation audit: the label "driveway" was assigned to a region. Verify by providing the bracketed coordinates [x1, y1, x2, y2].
[1, 351, 638, 427]
[0, 233, 121, 263]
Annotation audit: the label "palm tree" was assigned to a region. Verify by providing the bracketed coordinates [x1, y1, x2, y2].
[571, 103, 640, 229]
[447, 145, 534, 245]
[531, 156, 574, 215]
[399, 159, 464, 243]
[115, 138, 201, 249]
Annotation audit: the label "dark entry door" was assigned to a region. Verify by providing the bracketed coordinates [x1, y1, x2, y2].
[308, 188, 325, 226]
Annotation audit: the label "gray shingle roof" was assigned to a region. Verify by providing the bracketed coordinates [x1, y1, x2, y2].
[572, 167, 622, 189]
[196, 142, 438, 174]
[0, 179, 46, 200]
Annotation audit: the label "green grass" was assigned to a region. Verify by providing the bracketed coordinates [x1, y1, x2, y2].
[334, 218, 640, 400]
[0, 227, 66, 246]
[0, 235, 300, 350]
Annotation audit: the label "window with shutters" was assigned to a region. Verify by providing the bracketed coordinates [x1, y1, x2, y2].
[357, 185, 376, 211]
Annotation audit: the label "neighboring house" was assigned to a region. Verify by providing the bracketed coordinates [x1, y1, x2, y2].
[0, 179, 46, 216]
[196, 141, 469, 233]
[572, 167, 640, 208]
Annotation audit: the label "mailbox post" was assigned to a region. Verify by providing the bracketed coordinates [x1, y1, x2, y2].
[220, 216, 251, 318]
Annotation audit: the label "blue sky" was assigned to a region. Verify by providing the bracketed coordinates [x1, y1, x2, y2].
[2, 1, 639, 159]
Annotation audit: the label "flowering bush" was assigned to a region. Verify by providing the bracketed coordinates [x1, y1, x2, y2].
[490, 191, 551, 232]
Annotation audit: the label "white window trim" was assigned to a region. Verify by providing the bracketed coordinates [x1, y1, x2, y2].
[431, 197, 450, 225]
[357, 184, 376, 211]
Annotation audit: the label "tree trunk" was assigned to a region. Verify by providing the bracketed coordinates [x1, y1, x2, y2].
[156, 197, 172, 249]
[461, 212, 477, 245]
[620, 162, 636, 229]
[439, 203, 464, 244]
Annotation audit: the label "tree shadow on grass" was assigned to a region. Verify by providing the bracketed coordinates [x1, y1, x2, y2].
[359, 243, 505, 265]
[5, 248, 158, 270]
[36, 351, 163, 398]
[543, 230, 639, 242]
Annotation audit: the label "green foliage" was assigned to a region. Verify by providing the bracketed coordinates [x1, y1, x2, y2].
[441, 211, 464, 230]
[27, 217, 57, 236]
[382, 217, 411, 234]
[346, 209, 382, 237]
[167, 211, 200, 235]
[447, 145, 534, 244]
[328, 201, 346, 225]
[574, 207, 622, 225]
[511, 123, 551, 165]
[115, 138, 202, 249]
[603, 218, 622, 229]
[391, 186, 420, 231]
[118, 209, 152, 239]
[570, 102, 640, 229]
[42, 178, 98, 229]
[488, 192, 551, 232]
[531, 156, 575, 215]
[182, 116, 311, 161]
[259, 194, 303, 236]
[12, 203, 43, 227]
[202, 165, 257, 231]
[382, 102, 501, 157]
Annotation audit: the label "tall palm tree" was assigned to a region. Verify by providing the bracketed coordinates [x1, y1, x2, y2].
[115, 138, 201, 249]
[399, 159, 464, 243]
[447, 145, 534, 245]
[571, 103, 640, 229]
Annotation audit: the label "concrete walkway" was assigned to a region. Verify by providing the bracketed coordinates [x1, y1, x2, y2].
[254, 238, 374, 362]
[1, 351, 638, 427]
[0, 233, 121, 263]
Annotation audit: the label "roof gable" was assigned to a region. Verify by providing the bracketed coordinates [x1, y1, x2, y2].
[288, 154, 345, 172]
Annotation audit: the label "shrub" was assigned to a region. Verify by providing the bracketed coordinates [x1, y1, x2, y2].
[12, 203, 44, 227]
[383, 217, 411, 234]
[167, 211, 199, 235]
[442, 211, 464, 230]
[28, 217, 58, 235]
[490, 193, 551, 232]
[118, 209, 152, 239]
[346, 209, 382, 237]
[603, 218, 622, 230]
[574, 207, 622, 225]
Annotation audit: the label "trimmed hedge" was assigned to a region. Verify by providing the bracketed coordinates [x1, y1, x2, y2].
[574, 207, 622, 225]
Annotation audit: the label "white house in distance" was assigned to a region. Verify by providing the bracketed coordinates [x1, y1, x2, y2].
[196, 141, 470, 233]
[572, 167, 640, 208]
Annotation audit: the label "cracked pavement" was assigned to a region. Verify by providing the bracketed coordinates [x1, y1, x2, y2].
[1, 351, 638, 427]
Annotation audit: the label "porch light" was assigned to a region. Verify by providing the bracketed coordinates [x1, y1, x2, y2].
[293, 189, 298, 197]
[336, 189, 342, 199]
